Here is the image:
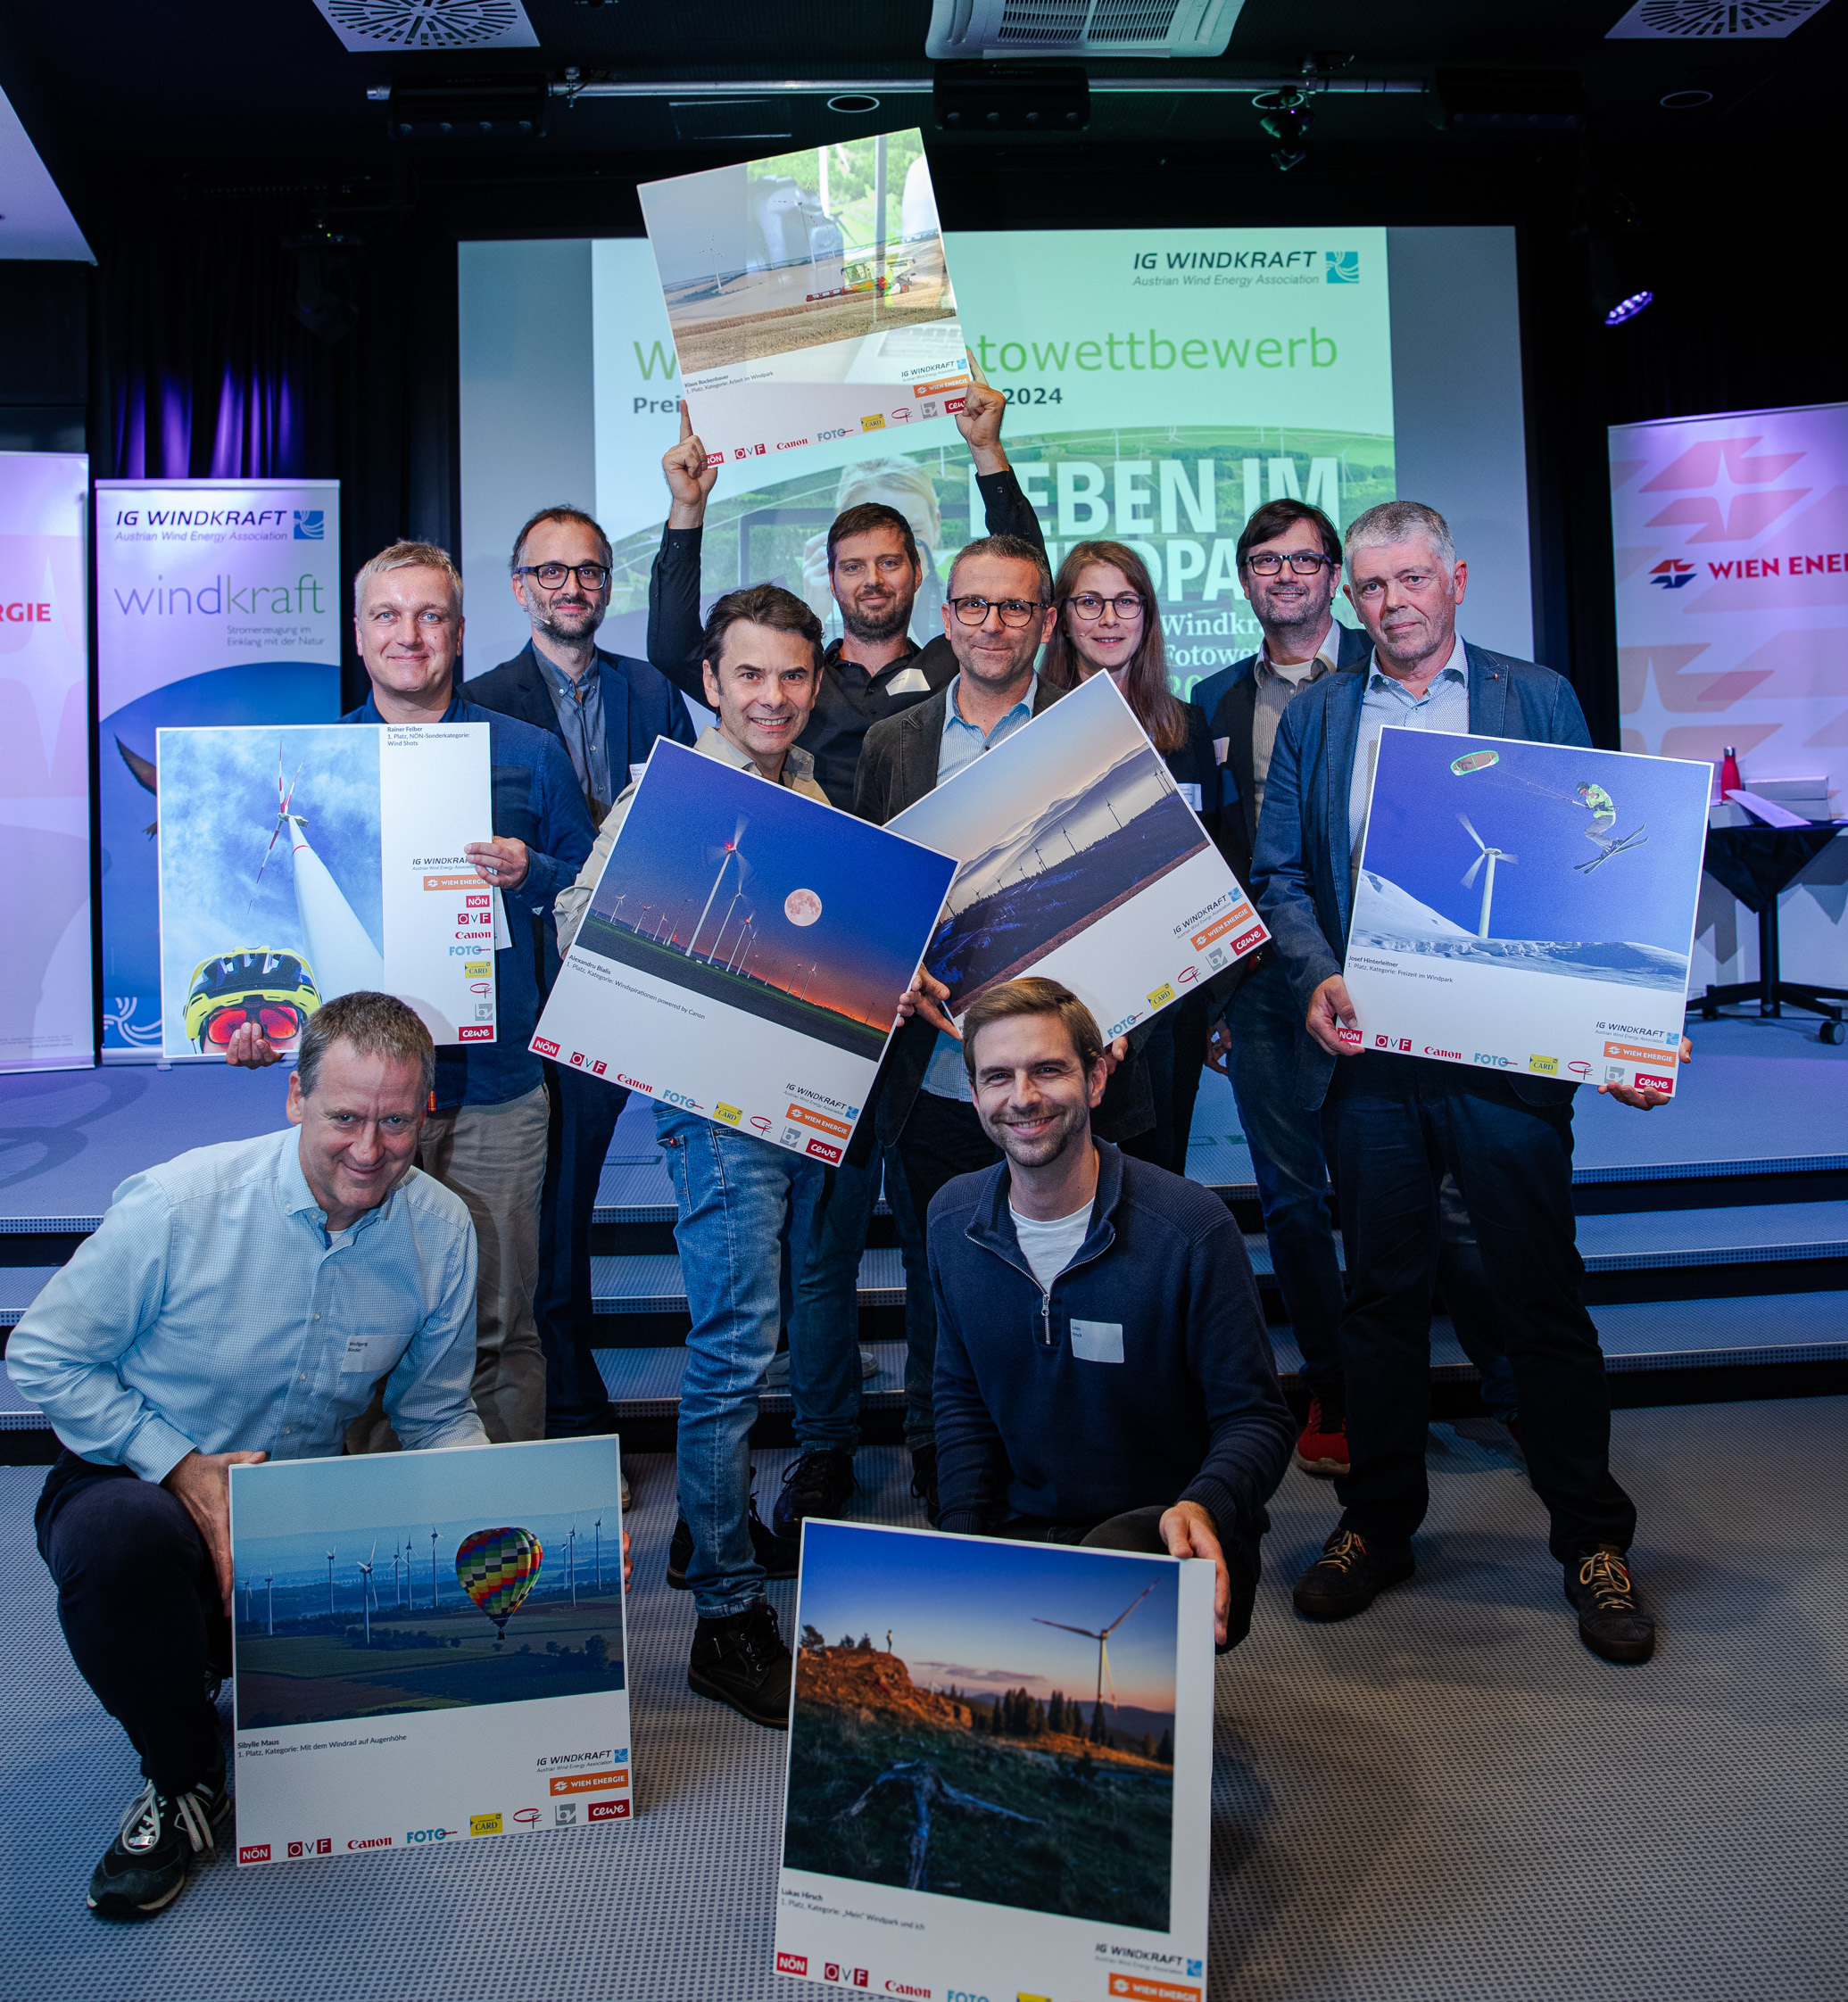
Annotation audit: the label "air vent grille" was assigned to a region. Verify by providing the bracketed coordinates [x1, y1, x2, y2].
[928, 0, 1236, 58]
[1606, 0, 1829, 38]
[1088, 0, 1187, 41]
[313, 0, 539, 52]
[997, 0, 1089, 42]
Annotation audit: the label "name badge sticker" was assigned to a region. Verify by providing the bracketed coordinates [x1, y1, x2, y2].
[1069, 1320, 1124, 1364]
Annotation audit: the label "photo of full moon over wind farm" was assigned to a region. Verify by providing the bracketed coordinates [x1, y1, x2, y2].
[576, 741, 955, 1063]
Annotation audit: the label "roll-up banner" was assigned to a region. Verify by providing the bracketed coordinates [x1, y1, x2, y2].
[0, 451, 92, 1073]
[95, 478, 342, 1060]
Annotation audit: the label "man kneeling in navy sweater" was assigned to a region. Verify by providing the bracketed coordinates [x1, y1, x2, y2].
[929, 977, 1295, 1648]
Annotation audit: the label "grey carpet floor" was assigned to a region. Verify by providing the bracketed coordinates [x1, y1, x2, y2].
[2, 1397, 1843, 2002]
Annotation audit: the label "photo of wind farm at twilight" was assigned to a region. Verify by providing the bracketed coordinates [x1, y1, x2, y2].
[228, 1442, 626, 1733]
[891, 674, 1213, 1014]
[783, 1524, 1180, 1932]
[574, 740, 956, 1063]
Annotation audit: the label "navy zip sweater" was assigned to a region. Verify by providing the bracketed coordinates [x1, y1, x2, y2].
[930, 1141, 1293, 1584]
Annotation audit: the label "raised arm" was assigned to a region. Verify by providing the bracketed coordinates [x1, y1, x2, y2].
[957, 369, 1048, 560]
[645, 402, 719, 704]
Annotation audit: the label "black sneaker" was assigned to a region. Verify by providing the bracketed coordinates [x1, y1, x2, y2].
[666, 1491, 797, 1590]
[687, 1600, 793, 1728]
[1566, 1545, 1655, 1664]
[87, 1765, 231, 1919]
[1291, 1529, 1414, 1621]
[771, 1447, 857, 1539]
[909, 1441, 940, 1526]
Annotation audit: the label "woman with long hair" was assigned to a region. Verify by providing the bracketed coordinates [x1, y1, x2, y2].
[1043, 540, 1222, 1176]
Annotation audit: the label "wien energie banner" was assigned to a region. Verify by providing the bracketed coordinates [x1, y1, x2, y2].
[95, 479, 341, 1059]
[0, 451, 92, 1072]
[593, 226, 1393, 697]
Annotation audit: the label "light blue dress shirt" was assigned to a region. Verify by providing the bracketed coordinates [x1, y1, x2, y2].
[922, 672, 1039, 1103]
[5, 1129, 488, 1482]
[1347, 645, 1471, 877]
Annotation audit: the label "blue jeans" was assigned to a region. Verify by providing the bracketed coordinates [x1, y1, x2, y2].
[1224, 957, 1348, 1394]
[658, 1105, 825, 1619]
[787, 1140, 930, 1454]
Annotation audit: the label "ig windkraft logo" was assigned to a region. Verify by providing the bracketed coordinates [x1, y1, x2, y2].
[1649, 558, 1695, 589]
[294, 509, 326, 541]
[1326, 250, 1360, 284]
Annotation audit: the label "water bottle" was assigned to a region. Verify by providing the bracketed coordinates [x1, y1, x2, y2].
[1719, 745, 1741, 798]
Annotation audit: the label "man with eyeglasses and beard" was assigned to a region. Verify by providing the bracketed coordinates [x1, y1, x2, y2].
[642, 377, 1051, 1543]
[853, 535, 1153, 1521]
[463, 508, 694, 1447]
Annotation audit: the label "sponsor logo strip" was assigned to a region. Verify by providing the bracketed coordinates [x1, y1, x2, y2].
[1107, 1978, 1202, 2002]
[787, 1103, 852, 1138]
[550, 1770, 629, 1795]
[422, 873, 479, 890]
[1190, 905, 1253, 950]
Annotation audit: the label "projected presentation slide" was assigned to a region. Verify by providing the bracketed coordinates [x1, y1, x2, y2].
[591, 224, 1391, 698]
[637, 130, 971, 467]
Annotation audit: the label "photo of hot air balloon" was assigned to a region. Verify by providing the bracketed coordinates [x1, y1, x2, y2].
[228, 1439, 626, 1732]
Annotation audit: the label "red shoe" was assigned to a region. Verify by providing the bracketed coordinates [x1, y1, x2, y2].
[1295, 1396, 1349, 1477]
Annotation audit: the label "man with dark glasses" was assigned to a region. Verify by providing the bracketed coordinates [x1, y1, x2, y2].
[463, 507, 695, 1443]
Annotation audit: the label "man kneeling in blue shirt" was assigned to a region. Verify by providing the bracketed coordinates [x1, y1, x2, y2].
[9, 996, 518, 1921]
[929, 979, 1295, 1649]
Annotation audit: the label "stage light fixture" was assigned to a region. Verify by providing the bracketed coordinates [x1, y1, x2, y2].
[933, 63, 1090, 133]
[1253, 87, 1313, 171]
[1604, 288, 1655, 326]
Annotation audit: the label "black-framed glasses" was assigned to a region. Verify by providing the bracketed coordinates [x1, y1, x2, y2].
[949, 594, 1045, 627]
[1065, 591, 1146, 620]
[1245, 551, 1335, 576]
[518, 561, 610, 592]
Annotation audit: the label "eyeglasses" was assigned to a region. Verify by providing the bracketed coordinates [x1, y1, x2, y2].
[201, 1000, 309, 1048]
[949, 595, 1046, 628]
[1065, 591, 1146, 621]
[1245, 551, 1335, 576]
[518, 562, 610, 592]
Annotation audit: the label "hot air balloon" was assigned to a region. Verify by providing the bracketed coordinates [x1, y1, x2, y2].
[455, 1526, 544, 1640]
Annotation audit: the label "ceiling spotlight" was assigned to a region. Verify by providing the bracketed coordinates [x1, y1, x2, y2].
[826, 94, 882, 114]
[1659, 88, 1712, 108]
[1604, 288, 1655, 326]
[1253, 87, 1313, 171]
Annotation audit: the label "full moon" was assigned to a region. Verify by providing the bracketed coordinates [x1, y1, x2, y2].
[783, 889, 822, 927]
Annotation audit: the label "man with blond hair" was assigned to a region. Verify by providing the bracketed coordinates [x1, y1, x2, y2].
[227, 542, 595, 1449]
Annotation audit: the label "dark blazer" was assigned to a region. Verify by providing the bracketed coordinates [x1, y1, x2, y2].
[852, 674, 1155, 1156]
[1250, 641, 1594, 1113]
[1201, 620, 1374, 864]
[462, 640, 695, 792]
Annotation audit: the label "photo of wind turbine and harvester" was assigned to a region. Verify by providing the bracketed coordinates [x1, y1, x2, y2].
[783, 1524, 1181, 1930]
[230, 1511, 624, 1731]
[572, 740, 957, 1063]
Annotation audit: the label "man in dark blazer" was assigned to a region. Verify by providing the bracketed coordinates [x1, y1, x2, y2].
[1254, 500, 1679, 1666]
[462, 503, 695, 1439]
[853, 532, 1150, 1518]
[1192, 500, 1373, 1481]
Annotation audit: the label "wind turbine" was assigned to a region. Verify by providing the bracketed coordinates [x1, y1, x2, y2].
[390, 1542, 403, 1609]
[264, 747, 386, 998]
[430, 1526, 439, 1610]
[1032, 1584, 1156, 1725]
[593, 1516, 603, 1593]
[264, 1573, 274, 1636]
[689, 819, 748, 958]
[356, 1540, 377, 1645]
[1458, 813, 1517, 939]
[326, 1549, 337, 1619]
[566, 1523, 579, 1606]
[249, 754, 305, 907]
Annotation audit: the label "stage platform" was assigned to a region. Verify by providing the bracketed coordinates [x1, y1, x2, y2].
[3, 1016, 1844, 1445]
[3, 1396, 1843, 2002]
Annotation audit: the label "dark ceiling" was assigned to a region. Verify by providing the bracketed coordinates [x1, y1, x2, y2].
[1, 0, 1839, 228]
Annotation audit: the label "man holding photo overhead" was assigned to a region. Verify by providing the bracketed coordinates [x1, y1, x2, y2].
[1252, 500, 1689, 1665]
[554, 584, 952, 1729]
